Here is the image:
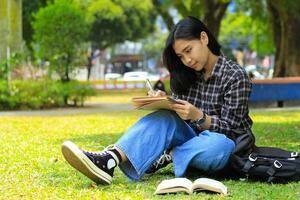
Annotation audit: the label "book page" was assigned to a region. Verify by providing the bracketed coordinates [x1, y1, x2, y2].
[154, 178, 193, 195]
[132, 96, 181, 103]
[136, 99, 172, 110]
[132, 96, 181, 110]
[192, 178, 227, 195]
[166, 96, 182, 104]
[132, 96, 169, 102]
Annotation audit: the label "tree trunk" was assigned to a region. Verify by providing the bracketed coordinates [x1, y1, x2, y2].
[267, 0, 300, 77]
[152, 0, 174, 30]
[86, 53, 92, 81]
[203, 0, 230, 39]
[0, 0, 22, 63]
[65, 64, 69, 82]
[152, 0, 229, 39]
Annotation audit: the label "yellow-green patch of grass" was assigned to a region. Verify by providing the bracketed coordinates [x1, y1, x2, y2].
[251, 110, 300, 149]
[87, 89, 146, 104]
[0, 110, 299, 199]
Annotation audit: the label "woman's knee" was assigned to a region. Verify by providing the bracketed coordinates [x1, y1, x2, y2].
[152, 109, 177, 117]
[189, 131, 235, 171]
[216, 134, 235, 155]
[147, 110, 180, 123]
[202, 131, 235, 154]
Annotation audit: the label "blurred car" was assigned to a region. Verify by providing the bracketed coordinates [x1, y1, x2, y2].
[104, 73, 122, 80]
[122, 71, 159, 81]
[244, 65, 265, 79]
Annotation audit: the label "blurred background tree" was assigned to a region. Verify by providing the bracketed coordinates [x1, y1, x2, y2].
[219, 9, 274, 57]
[0, 0, 22, 94]
[266, 0, 300, 77]
[32, 0, 89, 82]
[234, 0, 300, 77]
[152, 0, 230, 38]
[86, 0, 156, 49]
[22, 0, 48, 53]
[73, 0, 157, 79]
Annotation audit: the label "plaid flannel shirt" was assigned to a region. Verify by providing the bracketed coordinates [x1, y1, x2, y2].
[172, 55, 253, 136]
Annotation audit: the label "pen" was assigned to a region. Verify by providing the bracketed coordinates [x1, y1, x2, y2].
[146, 78, 156, 94]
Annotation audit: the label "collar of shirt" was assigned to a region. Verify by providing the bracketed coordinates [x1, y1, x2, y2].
[210, 55, 225, 78]
[197, 54, 225, 82]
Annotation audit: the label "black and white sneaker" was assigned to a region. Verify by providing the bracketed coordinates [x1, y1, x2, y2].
[146, 150, 172, 174]
[61, 141, 120, 185]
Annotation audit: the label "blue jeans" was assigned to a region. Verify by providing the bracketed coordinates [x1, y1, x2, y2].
[115, 110, 235, 181]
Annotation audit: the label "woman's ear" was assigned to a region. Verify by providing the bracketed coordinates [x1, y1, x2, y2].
[200, 31, 209, 45]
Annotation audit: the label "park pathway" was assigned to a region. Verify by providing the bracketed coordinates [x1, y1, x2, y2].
[1, 102, 300, 116]
[0, 103, 134, 116]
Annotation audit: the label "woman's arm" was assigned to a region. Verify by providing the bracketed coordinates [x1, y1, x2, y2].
[209, 70, 252, 135]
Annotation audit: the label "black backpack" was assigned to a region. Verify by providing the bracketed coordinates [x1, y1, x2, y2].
[229, 130, 300, 183]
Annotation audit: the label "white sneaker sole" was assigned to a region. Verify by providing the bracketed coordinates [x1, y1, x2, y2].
[61, 141, 112, 184]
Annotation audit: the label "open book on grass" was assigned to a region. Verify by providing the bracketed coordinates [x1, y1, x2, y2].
[154, 177, 228, 195]
[131, 96, 182, 110]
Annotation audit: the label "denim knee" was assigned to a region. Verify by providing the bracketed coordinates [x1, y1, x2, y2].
[189, 131, 235, 172]
[149, 110, 179, 122]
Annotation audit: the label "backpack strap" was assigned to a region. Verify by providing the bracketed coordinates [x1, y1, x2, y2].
[242, 153, 257, 174]
[266, 160, 283, 183]
[291, 152, 299, 158]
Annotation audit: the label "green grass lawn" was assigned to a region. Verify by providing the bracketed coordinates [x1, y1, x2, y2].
[0, 108, 300, 199]
[87, 89, 148, 104]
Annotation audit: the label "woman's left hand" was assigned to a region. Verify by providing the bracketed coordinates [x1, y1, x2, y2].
[171, 99, 201, 121]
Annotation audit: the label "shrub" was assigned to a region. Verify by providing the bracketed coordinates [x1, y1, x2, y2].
[0, 80, 95, 110]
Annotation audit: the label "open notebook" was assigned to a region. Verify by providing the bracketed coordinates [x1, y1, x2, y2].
[132, 96, 181, 110]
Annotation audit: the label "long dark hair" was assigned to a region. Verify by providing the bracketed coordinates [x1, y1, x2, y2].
[163, 16, 221, 94]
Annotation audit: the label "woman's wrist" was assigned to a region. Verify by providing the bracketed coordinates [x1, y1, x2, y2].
[193, 109, 203, 121]
[196, 112, 206, 126]
[190, 110, 207, 129]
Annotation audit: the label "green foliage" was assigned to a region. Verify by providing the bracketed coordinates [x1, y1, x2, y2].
[86, 0, 123, 22]
[61, 80, 96, 106]
[0, 52, 21, 80]
[0, 80, 95, 110]
[171, 0, 205, 19]
[86, 0, 156, 49]
[0, 108, 299, 199]
[227, 0, 275, 56]
[234, 0, 268, 20]
[220, 11, 275, 56]
[22, 0, 48, 50]
[154, 0, 230, 35]
[32, 0, 89, 81]
[235, 0, 300, 21]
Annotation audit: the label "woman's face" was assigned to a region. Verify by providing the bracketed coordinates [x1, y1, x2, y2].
[173, 31, 210, 71]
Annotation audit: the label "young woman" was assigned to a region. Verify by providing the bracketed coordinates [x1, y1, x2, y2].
[61, 16, 253, 185]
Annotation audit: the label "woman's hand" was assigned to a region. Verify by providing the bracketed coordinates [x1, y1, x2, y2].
[147, 90, 166, 97]
[171, 99, 202, 121]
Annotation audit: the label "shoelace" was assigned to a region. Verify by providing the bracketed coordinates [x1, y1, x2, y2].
[84, 144, 115, 156]
[104, 144, 115, 151]
[153, 151, 172, 168]
[84, 150, 109, 157]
